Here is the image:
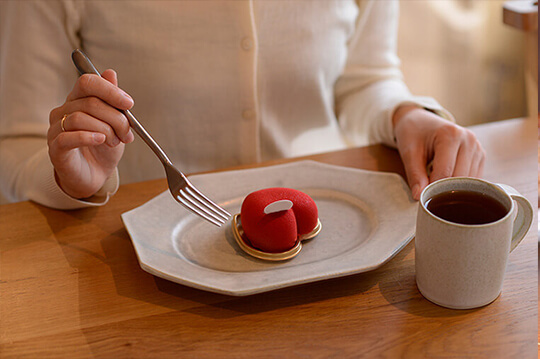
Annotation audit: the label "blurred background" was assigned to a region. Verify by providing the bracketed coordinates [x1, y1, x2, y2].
[398, 0, 531, 126]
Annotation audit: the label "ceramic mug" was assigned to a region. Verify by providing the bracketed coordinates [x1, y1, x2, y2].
[415, 177, 533, 309]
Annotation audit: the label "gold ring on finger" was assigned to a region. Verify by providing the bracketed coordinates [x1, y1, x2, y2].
[60, 114, 68, 132]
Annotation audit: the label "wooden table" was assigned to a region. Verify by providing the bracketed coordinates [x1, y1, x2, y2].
[1, 118, 537, 358]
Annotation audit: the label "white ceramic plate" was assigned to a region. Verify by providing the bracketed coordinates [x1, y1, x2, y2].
[121, 161, 417, 296]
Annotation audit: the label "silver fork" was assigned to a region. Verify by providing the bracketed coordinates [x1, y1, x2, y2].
[71, 49, 231, 226]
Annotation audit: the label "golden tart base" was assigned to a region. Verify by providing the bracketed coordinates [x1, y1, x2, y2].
[231, 214, 322, 261]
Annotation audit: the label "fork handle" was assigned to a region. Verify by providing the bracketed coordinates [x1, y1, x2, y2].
[71, 49, 172, 166]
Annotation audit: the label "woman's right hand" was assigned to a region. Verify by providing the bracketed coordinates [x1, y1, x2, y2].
[47, 69, 134, 199]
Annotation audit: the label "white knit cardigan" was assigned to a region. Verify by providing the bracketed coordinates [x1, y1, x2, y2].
[0, 0, 452, 208]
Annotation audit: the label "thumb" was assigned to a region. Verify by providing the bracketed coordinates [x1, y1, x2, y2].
[101, 69, 118, 87]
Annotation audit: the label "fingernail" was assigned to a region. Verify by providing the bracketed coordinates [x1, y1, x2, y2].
[120, 90, 134, 107]
[124, 129, 135, 143]
[93, 133, 105, 144]
[109, 136, 120, 147]
[412, 184, 421, 200]
[120, 88, 131, 98]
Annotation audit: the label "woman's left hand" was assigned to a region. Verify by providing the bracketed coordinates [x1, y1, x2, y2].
[393, 105, 486, 200]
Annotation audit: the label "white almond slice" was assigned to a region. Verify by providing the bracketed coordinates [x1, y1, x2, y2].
[264, 199, 294, 214]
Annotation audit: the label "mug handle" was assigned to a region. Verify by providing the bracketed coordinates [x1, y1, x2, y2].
[496, 184, 534, 252]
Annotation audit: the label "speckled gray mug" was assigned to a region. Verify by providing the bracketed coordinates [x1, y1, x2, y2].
[415, 177, 533, 309]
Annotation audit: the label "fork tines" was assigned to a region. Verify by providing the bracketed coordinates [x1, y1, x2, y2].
[176, 184, 231, 227]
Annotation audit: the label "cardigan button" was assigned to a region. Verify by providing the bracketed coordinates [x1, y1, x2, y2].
[241, 37, 254, 51]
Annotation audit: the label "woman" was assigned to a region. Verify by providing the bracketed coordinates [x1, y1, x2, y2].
[0, 0, 484, 209]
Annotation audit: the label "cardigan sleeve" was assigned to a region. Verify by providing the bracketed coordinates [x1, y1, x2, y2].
[0, 0, 118, 208]
[334, 0, 454, 148]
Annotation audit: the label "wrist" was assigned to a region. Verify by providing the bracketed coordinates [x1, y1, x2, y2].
[392, 104, 423, 129]
[54, 170, 103, 200]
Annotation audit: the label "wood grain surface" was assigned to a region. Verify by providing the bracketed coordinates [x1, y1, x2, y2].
[1, 118, 537, 358]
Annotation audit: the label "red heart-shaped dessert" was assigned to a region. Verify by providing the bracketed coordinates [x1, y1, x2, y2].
[240, 187, 319, 253]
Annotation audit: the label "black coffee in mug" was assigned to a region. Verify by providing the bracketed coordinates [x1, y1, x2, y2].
[425, 190, 508, 225]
